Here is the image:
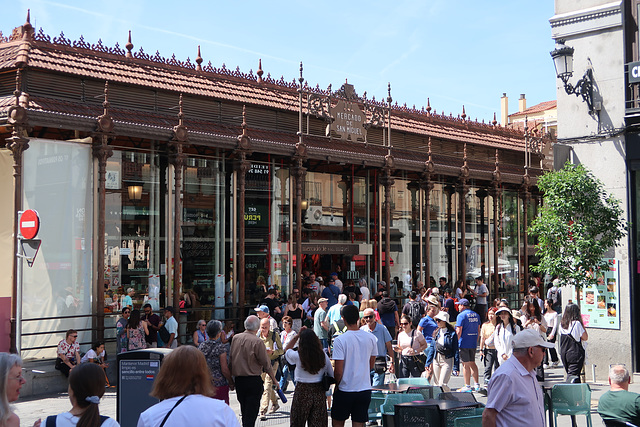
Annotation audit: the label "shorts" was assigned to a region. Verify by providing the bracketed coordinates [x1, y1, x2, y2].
[459, 348, 476, 363]
[331, 389, 371, 423]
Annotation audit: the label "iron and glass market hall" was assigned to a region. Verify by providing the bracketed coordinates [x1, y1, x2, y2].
[0, 15, 551, 357]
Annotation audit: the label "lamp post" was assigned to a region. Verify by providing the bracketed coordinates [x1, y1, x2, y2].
[550, 41, 594, 112]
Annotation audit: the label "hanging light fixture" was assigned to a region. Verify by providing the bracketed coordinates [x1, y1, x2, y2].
[127, 185, 142, 201]
[550, 41, 594, 112]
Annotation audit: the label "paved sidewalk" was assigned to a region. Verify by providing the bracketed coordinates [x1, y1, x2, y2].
[13, 360, 640, 427]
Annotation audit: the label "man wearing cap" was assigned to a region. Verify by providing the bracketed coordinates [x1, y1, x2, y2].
[162, 306, 178, 348]
[483, 329, 553, 427]
[313, 298, 330, 349]
[331, 271, 344, 292]
[255, 305, 278, 331]
[455, 298, 481, 392]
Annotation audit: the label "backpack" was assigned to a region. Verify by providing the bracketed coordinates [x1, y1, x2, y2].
[329, 321, 347, 354]
[406, 301, 422, 327]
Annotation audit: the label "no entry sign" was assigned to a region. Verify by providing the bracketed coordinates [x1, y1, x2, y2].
[19, 209, 40, 239]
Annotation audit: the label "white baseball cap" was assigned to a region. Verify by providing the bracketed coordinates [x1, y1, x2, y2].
[512, 328, 555, 349]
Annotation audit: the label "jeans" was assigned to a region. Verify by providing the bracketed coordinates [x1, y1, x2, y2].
[235, 376, 263, 427]
[370, 370, 386, 387]
[320, 338, 328, 349]
[279, 363, 296, 391]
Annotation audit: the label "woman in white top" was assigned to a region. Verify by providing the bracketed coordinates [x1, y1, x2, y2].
[284, 328, 333, 427]
[394, 314, 428, 378]
[486, 307, 522, 364]
[542, 299, 560, 368]
[45, 363, 119, 427]
[279, 316, 298, 392]
[559, 303, 588, 382]
[137, 346, 239, 427]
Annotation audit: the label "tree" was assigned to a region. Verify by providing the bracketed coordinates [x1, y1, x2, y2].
[529, 162, 627, 291]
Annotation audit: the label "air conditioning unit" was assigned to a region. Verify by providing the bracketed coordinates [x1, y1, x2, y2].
[306, 206, 323, 224]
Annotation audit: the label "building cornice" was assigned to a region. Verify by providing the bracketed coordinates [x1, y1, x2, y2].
[550, 1, 622, 39]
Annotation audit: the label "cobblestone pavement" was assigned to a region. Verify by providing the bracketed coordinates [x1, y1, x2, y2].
[13, 358, 640, 427]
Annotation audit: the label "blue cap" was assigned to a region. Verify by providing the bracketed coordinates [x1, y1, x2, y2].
[458, 298, 470, 306]
[331, 272, 338, 277]
[254, 305, 270, 314]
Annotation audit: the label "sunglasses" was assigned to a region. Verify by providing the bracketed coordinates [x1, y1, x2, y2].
[400, 322, 409, 326]
[363, 315, 374, 319]
[70, 335, 78, 338]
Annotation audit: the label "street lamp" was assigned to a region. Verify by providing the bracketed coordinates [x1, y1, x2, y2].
[550, 41, 594, 112]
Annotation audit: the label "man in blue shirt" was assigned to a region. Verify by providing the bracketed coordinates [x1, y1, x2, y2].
[455, 298, 481, 392]
[360, 308, 395, 386]
[417, 300, 439, 346]
[321, 278, 341, 307]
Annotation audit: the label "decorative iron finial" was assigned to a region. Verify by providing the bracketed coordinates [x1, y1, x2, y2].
[492, 112, 497, 126]
[242, 105, 247, 136]
[463, 143, 467, 165]
[96, 81, 114, 133]
[426, 98, 431, 114]
[524, 115, 529, 134]
[21, 9, 33, 41]
[493, 148, 501, 183]
[178, 93, 184, 122]
[14, 69, 21, 100]
[257, 59, 263, 83]
[195, 45, 203, 71]
[461, 105, 466, 120]
[299, 62, 304, 85]
[125, 31, 133, 59]
[387, 83, 392, 105]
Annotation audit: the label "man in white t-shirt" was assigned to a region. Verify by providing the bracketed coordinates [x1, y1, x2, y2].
[162, 306, 178, 348]
[331, 305, 377, 427]
[474, 276, 489, 323]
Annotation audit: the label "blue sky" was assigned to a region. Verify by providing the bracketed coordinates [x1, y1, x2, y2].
[4, 1, 556, 124]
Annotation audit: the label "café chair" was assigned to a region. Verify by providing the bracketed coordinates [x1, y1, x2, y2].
[397, 377, 431, 386]
[551, 383, 592, 427]
[453, 414, 483, 427]
[436, 392, 478, 403]
[368, 391, 386, 424]
[380, 393, 423, 427]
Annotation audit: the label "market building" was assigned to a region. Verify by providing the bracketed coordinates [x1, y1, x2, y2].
[0, 14, 549, 358]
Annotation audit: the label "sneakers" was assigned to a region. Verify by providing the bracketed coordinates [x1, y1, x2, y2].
[543, 364, 550, 369]
[552, 361, 559, 367]
[472, 384, 482, 392]
[457, 385, 473, 392]
[260, 414, 267, 421]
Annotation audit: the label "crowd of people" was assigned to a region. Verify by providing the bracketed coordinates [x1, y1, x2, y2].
[5, 270, 634, 427]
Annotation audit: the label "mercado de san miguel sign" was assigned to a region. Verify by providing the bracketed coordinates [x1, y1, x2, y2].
[329, 83, 367, 142]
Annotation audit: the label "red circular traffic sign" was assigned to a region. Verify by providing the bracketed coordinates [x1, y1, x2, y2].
[19, 209, 40, 239]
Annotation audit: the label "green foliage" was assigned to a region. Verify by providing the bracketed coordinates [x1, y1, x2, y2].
[529, 162, 627, 289]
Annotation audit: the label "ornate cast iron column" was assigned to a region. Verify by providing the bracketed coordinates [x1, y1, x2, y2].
[6, 70, 29, 354]
[420, 137, 435, 287]
[476, 189, 488, 280]
[444, 184, 455, 284]
[293, 63, 307, 290]
[380, 155, 395, 291]
[292, 151, 307, 290]
[92, 82, 114, 342]
[235, 106, 252, 313]
[490, 150, 502, 298]
[169, 95, 188, 334]
[458, 145, 470, 281]
[521, 172, 531, 289]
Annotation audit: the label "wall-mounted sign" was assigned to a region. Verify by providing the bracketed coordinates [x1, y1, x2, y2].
[329, 84, 366, 142]
[579, 258, 620, 329]
[628, 61, 640, 84]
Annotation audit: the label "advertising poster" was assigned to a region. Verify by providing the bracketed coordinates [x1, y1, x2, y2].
[579, 258, 619, 329]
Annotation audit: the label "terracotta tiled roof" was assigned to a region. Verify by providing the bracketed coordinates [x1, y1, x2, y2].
[0, 29, 534, 154]
[509, 100, 557, 118]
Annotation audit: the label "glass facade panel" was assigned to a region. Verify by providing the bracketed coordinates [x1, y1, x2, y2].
[103, 149, 167, 313]
[21, 139, 93, 358]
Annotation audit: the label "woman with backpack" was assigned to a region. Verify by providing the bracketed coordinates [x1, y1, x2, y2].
[486, 307, 522, 364]
[559, 303, 588, 382]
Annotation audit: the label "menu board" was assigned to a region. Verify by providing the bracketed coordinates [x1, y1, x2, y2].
[579, 258, 619, 329]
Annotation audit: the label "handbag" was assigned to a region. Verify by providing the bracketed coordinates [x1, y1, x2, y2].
[159, 325, 170, 343]
[321, 373, 335, 391]
[409, 330, 427, 370]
